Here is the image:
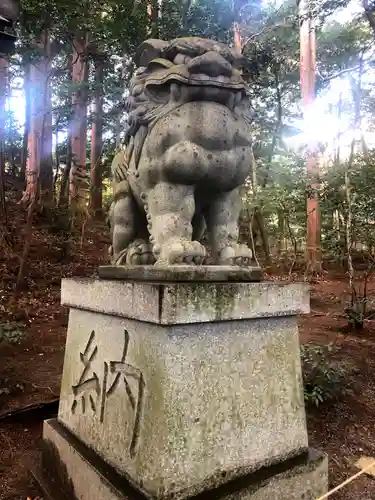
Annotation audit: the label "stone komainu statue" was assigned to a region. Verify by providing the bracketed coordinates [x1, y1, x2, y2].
[109, 37, 254, 266]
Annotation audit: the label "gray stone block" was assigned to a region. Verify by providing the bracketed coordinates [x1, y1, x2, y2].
[61, 278, 310, 325]
[35, 419, 327, 500]
[36, 419, 125, 500]
[98, 265, 263, 282]
[57, 306, 308, 500]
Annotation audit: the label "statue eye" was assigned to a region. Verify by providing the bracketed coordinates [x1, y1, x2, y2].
[132, 84, 143, 96]
[173, 54, 186, 65]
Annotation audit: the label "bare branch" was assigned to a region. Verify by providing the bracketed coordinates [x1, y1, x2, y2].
[318, 61, 373, 82]
[242, 22, 293, 53]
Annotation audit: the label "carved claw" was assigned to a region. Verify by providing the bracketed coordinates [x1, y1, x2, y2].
[126, 239, 156, 265]
[112, 240, 156, 265]
[112, 248, 129, 265]
[216, 244, 252, 266]
[155, 239, 207, 265]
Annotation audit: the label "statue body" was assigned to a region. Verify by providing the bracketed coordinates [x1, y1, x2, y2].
[109, 37, 254, 266]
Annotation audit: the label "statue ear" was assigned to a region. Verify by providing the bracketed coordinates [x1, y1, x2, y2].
[231, 50, 250, 71]
[135, 39, 169, 67]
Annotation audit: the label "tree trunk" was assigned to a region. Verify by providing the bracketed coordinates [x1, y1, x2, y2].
[255, 208, 271, 263]
[69, 36, 89, 212]
[148, 0, 159, 38]
[21, 32, 53, 206]
[298, 0, 321, 274]
[0, 58, 8, 219]
[90, 56, 104, 217]
[7, 75, 17, 176]
[277, 209, 287, 255]
[250, 148, 271, 263]
[22, 64, 39, 204]
[58, 132, 72, 208]
[334, 93, 342, 167]
[58, 55, 72, 208]
[345, 58, 365, 305]
[40, 45, 53, 203]
[20, 68, 29, 183]
[53, 120, 60, 198]
[234, 22, 241, 51]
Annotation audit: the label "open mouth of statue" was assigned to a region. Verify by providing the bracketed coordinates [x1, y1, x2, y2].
[145, 77, 246, 111]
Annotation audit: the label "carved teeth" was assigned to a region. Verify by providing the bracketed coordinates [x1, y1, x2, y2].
[170, 83, 181, 101]
[234, 92, 242, 108]
[180, 85, 190, 102]
[227, 93, 235, 110]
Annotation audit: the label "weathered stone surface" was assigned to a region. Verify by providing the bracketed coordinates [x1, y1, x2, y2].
[98, 265, 263, 282]
[108, 37, 255, 267]
[57, 306, 308, 500]
[37, 419, 126, 500]
[221, 449, 328, 500]
[61, 278, 310, 325]
[36, 420, 327, 500]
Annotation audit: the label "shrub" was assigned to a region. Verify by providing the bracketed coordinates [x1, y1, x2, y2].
[0, 322, 26, 345]
[300, 343, 349, 407]
[0, 322, 27, 397]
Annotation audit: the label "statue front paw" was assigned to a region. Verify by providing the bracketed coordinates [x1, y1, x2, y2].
[112, 240, 156, 265]
[154, 239, 207, 265]
[216, 244, 252, 266]
[127, 239, 156, 265]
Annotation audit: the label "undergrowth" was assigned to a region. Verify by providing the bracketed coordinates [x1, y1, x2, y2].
[0, 322, 26, 345]
[301, 343, 349, 407]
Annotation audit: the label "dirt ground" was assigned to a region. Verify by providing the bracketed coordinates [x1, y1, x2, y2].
[1, 204, 375, 499]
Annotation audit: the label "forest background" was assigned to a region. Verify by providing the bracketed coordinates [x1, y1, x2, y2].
[2, 0, 375, 287]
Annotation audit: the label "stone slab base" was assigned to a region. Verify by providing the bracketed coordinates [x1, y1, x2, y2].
[32, 419, 328, 500]
[98, 265, 263, 282]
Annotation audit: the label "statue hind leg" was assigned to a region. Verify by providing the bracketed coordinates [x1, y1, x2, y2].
[109, 192, 155, 265]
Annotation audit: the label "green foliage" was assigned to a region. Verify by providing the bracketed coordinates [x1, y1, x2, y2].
[0, 322, 27, 345]
[320, 151, 375, 260]
[301, 343, 349, 407]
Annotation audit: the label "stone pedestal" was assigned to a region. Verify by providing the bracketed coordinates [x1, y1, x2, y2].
[33, 266, 328, 500]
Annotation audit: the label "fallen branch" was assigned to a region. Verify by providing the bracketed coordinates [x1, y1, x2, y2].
[316, 458, 375, 499]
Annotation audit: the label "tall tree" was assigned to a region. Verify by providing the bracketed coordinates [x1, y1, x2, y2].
[21, 32, 53, 205]
[0, 57, 8, 219]
[90, 53, 104, 216]
[69, 35, 89, 211]
[298, 0, 321, 273]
